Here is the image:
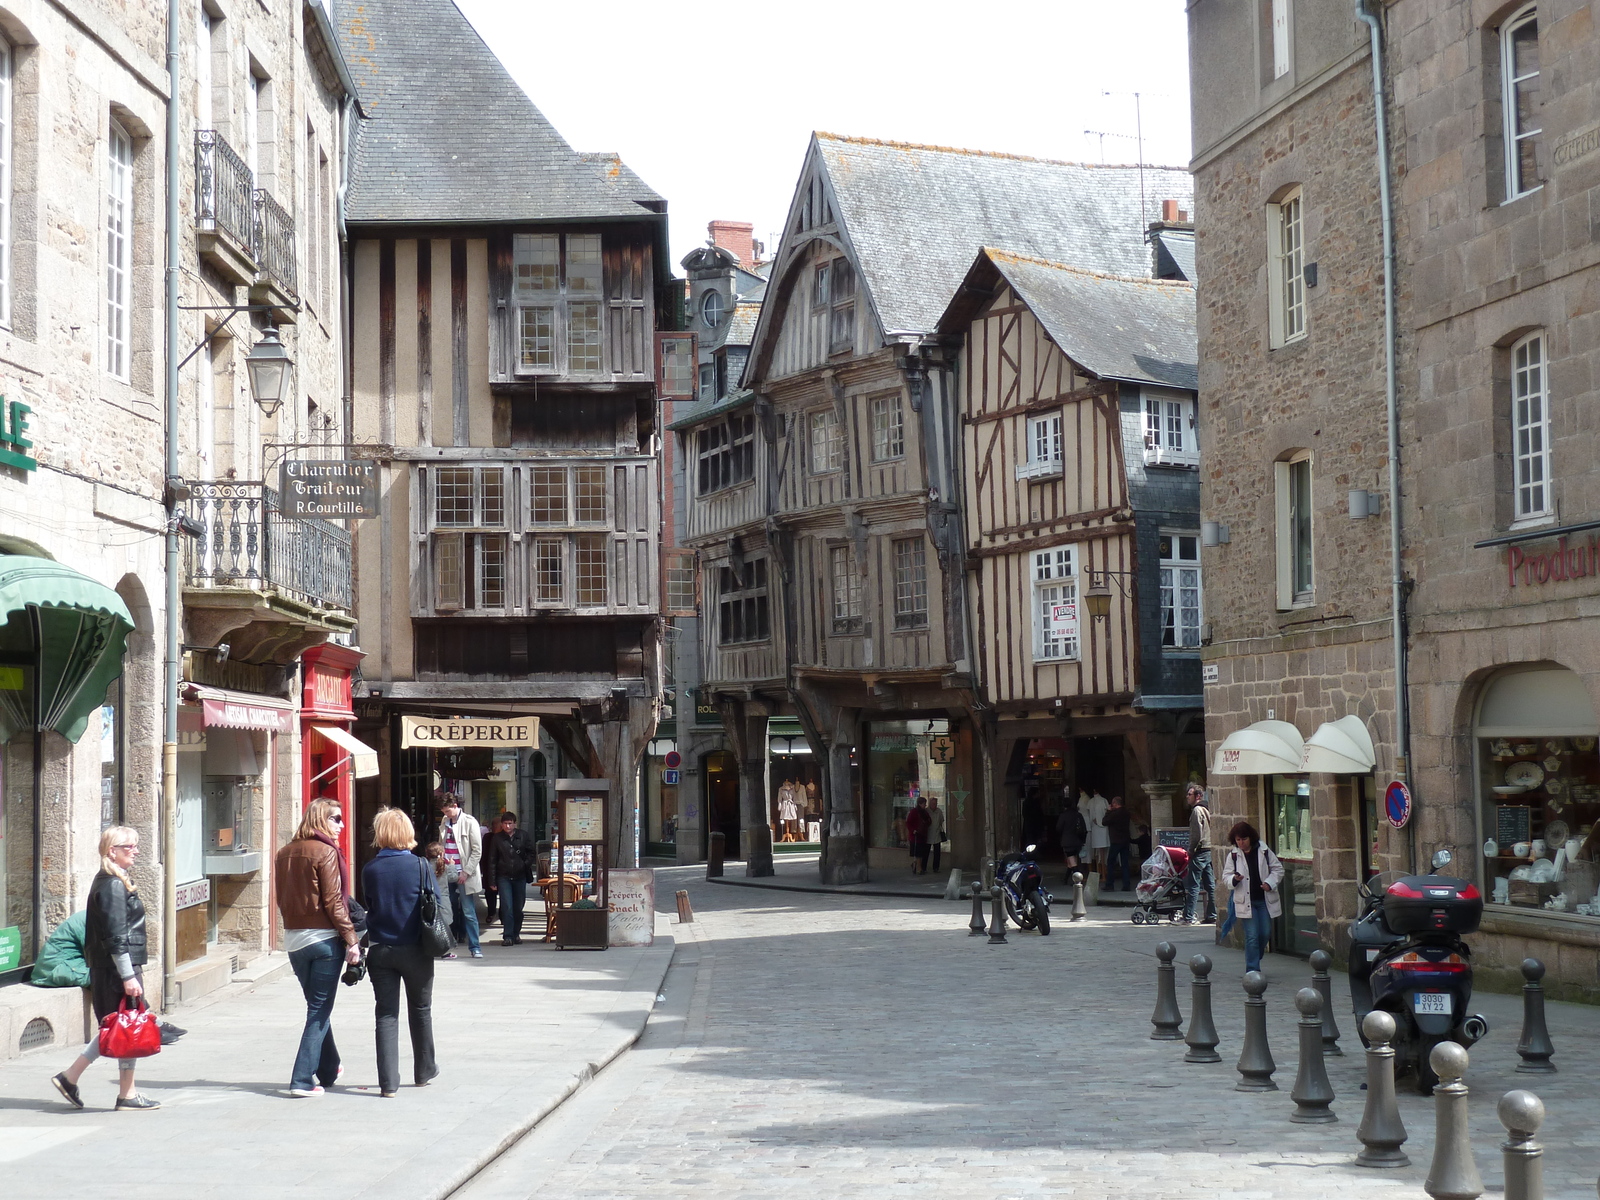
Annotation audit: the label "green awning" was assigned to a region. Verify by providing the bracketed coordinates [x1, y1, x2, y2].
[0, 555, 134, 744]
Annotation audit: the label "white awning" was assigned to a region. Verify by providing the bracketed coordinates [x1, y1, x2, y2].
[1212, 720, 1305, 776]
[313, 724, 380, 778]
[1301, 715, 1376, 774]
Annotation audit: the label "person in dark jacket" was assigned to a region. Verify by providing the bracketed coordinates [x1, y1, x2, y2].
[1055, 798, 1088, 881]
[1103, 796, 1134, 891]
[362, 808, 438, 1097]
[483, 811, 535, 945]
[904, 798, 931, 875]
[274, 799, 361, 1097]
[51, 826, 159, 1111]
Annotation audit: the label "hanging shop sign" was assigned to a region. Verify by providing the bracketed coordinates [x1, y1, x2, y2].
[400, 715, 540, 749]
[1385, 780, 1413, 830]
[278, 459, 380, 519]
[928, 735, 956, 764]
[0, 397, 34, 471]
[174, 879, 211, 911]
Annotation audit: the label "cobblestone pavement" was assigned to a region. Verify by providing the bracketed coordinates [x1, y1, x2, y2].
[463, 865, 1600, 1200]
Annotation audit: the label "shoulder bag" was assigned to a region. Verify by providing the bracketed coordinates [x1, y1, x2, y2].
[99, 997, 162, 1059]
[416, 859, 454, 957]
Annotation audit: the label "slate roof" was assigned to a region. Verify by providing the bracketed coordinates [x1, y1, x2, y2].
[336, 0, 665, 226]
[814, 134, 1193, 336]
[969, 250, 1198, 391]
[1152, 229, 1195, 282]
[710, 300, 762, 351]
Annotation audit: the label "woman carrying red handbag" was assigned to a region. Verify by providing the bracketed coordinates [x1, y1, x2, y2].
[51, 826, 160, 1111]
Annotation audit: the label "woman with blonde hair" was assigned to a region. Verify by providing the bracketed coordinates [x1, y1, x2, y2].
[362, 808, 438, 1095]
[273, 798, 361, 1097]
[51, 826, 158, 1111]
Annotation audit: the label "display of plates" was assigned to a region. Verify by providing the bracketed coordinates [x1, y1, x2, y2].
[1506, 761, 1546, 789]
[1576, 737, 1597, 753]
[1493, 784, 1529, 796]
[1547, 740, 1566, 754]
[1544, 755, 1563, 773]
[1545, 820, 1569, 850]
[1485, 839, 1500, 858]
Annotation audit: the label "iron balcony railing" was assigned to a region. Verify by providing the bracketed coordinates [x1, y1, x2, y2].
[195, 131, 256, 259]
[187, 482, 352, 611]
[252, 188, 298, 299]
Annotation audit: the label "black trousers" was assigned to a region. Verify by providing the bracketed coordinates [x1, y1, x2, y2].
[368, 941, 436, 1093]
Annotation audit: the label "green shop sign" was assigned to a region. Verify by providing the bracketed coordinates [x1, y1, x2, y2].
[0, 924, 21, 971]
[0, 397, 34, 471]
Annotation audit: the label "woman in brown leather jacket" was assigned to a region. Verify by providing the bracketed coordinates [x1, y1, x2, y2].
[274, 800, 361, 1097]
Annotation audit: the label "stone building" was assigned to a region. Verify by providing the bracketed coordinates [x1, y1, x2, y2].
[1189, 0, 1600, 993]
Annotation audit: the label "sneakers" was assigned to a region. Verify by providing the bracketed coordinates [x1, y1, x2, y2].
[51, 1072, 83, 1110]
[115, 1094, 161, 1110]
[159, 1021, 188, 1046]
[470, 949, 483, 958]
[441, 952, 458, 960]
[288, 1086, 325, 1098]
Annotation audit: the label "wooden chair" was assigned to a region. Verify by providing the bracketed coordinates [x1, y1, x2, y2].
[538, 875, 583, 942]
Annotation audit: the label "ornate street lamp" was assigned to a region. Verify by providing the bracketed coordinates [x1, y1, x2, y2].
[245, 326, 292, 417]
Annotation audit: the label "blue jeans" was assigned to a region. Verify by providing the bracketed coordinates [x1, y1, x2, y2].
[1243, 904, 1273, 973]
[288, 937, 344, 1090]
[449, 880, 480, 953]
[498, 876, 527, 941]
[1185, 850, 1217, 922]
[1107, 843, 1132, 890]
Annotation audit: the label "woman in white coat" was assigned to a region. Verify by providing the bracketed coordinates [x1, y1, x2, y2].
[1221, 821, 1284, 973]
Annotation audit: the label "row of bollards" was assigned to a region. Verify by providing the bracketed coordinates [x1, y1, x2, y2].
[1146, 944, 1563, 1199]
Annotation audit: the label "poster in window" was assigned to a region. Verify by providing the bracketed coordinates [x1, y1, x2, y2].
[1049, 602, 1077, 632]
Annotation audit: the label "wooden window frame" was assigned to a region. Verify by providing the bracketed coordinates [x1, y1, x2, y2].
[697, 361, 716, 403]
[695, 411, 755, 495]
[812, 263, 830, 309]
[513, 231, 608, 377]
[1270, 0, 1291, 81]
[828, 258, 855, 354]
[533, 535, 567, 607]
[1018, 411, 1063, 478]
[663, 549, 699, 617]
[809, 408, 842, 474]
[106, 117, 133, 381]
[426, 466, 511, 614]
[1267, 189, 1305, 349]
[717, 558, 770, 645]
[1510, 331, 1552, 524]
[891, 537, 928, 630]
[870, 393, 904, 463]
[1274, 452, 1314, 609]
[574, 533, 610, 608]
[1158, 532, 1203, 650]
[656, 331, 697, 399]
[829, 543, 862, 633]
[1142, 390, 1199, 467]
[1500, 5, 1542, 203]
[1032, 547, 1079, 662]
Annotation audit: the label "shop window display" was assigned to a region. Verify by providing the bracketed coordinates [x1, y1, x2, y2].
[866, 720, 948, 849]
[1481, 737, 1600, 913]
[769, 750, 822, 844]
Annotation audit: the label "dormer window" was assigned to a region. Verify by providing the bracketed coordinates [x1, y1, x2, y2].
[701, 289, 725, 329]
[514, 232, 605, 375]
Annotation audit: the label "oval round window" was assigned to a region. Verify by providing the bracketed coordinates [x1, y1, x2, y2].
[701, 290, 724, 329]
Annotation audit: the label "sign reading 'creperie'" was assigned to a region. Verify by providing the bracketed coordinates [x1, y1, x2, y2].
[400, 715, 540, 749]
[1507, 535, 1600, 588]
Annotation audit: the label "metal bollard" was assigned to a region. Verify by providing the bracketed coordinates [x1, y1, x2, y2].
[1184, 954, 1221, 1064]
[706, 831, 725, 879]
[1150, 941, 1183, 1040]
[969, 885, 988, 936]
[1355, 1011, 1409, 1168]
[1424, 1042, 1484, 1200]
[1289, 987, 1337, 1122]
[1499, 1090, 1544, 1200]
[675, 890, 693, 924]
[987, 885, 1008, 944]
[1309, 949, 1342, 1055]
[1071, 871, 1087, 922]
[1516, 958, 1557, 1074]
[1235, 971, 1278, 1092]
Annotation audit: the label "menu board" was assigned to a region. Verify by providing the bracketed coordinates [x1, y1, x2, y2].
[563, 796, 605, 842]
[1496, 805, 1532, 846]
[607, 869, 656, 947]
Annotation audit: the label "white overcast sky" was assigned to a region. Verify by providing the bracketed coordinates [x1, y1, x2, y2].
[453, 0, 1193, 269]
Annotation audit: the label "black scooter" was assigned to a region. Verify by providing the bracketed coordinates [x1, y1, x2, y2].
[996, 845, 1052, 935]
[1348, 848, 1489, 1092]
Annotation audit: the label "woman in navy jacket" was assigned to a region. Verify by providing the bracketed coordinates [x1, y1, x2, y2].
[362, 808, 439, 1096]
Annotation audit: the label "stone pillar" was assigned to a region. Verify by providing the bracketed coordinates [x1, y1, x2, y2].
[583, 695, 658, 869]
[715, 698, 774, 878]
[823, 704, 866, 884]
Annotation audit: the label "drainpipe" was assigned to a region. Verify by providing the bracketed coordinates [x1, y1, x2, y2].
[1355, 0, 1414, 871]
[161, 0, 182, 1010]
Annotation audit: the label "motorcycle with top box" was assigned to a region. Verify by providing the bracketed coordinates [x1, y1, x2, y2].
[1348, 848, 1489, 1093]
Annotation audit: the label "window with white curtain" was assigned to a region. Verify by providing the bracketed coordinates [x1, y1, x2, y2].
[106, 119, 133, 380]
[1017, 412, 1062, 478]
[1032, 547, 1078, 661]
[1159, 533, 1202, 650]
[1511, 332, 1551, 522]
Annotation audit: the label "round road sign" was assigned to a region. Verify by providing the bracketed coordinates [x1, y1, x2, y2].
[1385, 780, 1412, 829]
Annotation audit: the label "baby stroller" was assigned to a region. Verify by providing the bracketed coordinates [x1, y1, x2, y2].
[1131, 844, 1191, 924]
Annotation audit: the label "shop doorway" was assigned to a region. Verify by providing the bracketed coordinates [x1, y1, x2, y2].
[703, 750, 739, 857]
[1268, 774, 1318, 957]
[1020, 737, 1070, 859]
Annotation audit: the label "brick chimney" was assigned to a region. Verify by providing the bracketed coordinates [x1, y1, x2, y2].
[707, 220, 755, 268]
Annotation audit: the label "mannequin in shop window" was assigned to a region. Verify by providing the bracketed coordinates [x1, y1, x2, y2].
[775, 778, 801, 842]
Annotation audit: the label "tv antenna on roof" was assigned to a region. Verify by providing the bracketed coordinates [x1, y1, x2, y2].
[1082, 129, 1137, 164]
[1104, 90, 1148, 229]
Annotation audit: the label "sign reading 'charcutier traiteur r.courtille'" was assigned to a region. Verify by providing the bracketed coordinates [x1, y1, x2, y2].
[400, 715, 541, 749]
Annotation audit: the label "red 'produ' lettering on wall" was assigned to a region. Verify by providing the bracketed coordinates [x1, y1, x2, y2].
[1507, 537, 1600, 587]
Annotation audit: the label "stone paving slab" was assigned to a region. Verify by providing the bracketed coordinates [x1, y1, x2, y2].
[466, 866, 1600, 1200]
[0, 918, 673, 1200]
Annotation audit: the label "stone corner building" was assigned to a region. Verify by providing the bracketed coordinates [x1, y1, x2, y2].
[1189, 0, 1600, 994]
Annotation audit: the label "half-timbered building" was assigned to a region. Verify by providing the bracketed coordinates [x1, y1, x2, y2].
[336, 0, 676, 863]
[687, 133, 1190, 882]
[937, 247, 1203, 865]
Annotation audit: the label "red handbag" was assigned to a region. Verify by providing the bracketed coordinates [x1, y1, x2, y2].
[98, 998, 162, 1059]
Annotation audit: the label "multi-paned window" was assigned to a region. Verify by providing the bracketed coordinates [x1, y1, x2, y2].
[1275, 453, 1314, 609]
[663, 549, 698, 617]
[575, 534, 609, 607]
[515, 232, 605, 375]
[813, 263, 830, 308]
[698, 361, 716, 403]
[696, 412, 755, 495]
[892, 537, 927, 630]
[830, 544, 862, 633]
[828, 259, 855, 353]
[1500, 6, 1542, 202]
[431, 466, 508, 612]
[1268, 188, 1305, 348]
[1143, 390, 1198, 466]
[1511, 332, 1551, 522]
[718, 559, 770, 644]
[870, 393, 904, 462]
[1159, 533, 1202, 650]
[533, 536, 566, 605]
[1018, 412, 1062, 478]
[106, 118, 133, 380]
[810, 408, 842, 473]
[700, 288, 724, 329]
[1032, 547, 1079, 661]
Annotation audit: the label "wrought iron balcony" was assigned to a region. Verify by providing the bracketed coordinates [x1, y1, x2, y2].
[252, 188, 298, 301]
[195, 131, 257, 284]
[186, 482, 352, 612]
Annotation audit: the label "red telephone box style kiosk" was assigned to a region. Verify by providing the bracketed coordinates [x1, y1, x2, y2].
[299, 643, 375, 881]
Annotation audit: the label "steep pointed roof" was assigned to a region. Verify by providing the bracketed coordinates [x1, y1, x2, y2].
[812, 133, 1192, 337]
[336, 0, 664, 226]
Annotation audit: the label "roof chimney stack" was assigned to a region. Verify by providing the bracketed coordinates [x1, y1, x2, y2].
[1161, 199, 1180, 223]
[708, 220, 756, 269]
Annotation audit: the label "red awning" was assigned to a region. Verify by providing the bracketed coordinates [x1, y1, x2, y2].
[185, 686, 294, 734]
